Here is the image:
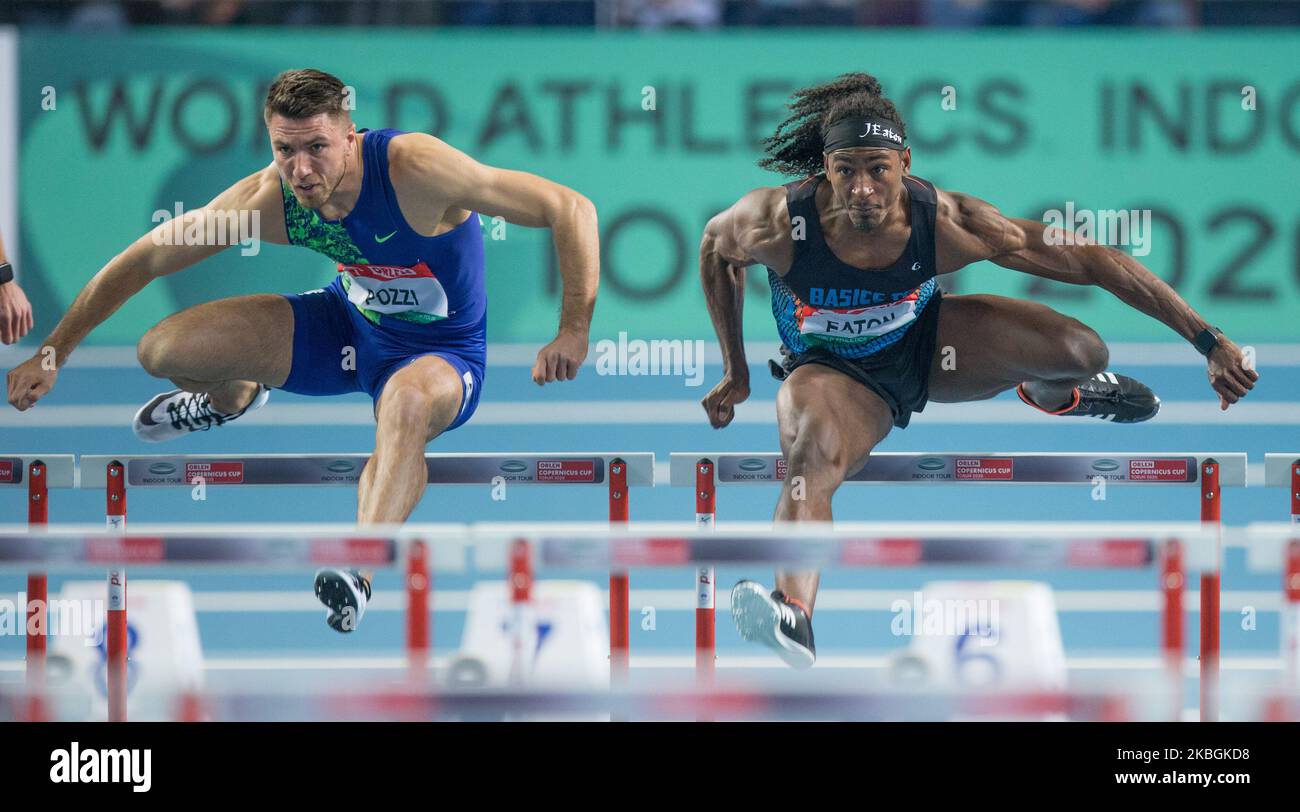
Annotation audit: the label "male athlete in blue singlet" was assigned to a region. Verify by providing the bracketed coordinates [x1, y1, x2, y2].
[6, 69, 600, 633]
[699, 74, 1259, 667]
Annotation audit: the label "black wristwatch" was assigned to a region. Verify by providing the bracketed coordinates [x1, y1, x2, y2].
[1194, 326, 1223, 357]
[0, 262, 12, 285]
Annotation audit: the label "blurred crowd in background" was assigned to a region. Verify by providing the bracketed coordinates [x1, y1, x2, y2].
[3, 0, 1300, 29]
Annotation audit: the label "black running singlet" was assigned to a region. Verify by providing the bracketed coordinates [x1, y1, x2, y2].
[767, 174, 939, 359]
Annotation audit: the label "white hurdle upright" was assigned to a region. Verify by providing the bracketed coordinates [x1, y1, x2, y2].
[671, 451, 1247, 722]
[76, 452, 654, 719]
[1263, 454, 1300, 525]
[0, 454, 76, 722]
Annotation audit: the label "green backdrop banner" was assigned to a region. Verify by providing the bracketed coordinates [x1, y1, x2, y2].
[16, 30, 1300, 344]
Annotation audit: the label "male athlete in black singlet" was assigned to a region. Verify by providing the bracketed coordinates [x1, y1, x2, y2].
[699, 73, 1259, 667]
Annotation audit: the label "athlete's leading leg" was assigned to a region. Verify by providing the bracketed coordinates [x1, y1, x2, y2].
[927, 293, 1106, 405]
[927, 293, 1157, 422]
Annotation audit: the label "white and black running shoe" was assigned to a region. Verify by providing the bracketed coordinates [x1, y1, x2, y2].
[314, 569, 372, 634]
[133, 385, 269, 442]
[1017, 372, 1160, 424]
[730, 580, 816, 668]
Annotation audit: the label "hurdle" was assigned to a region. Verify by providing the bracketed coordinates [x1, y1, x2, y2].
[44, 684, 1147, 722]
[1264, 454, 1300, 525]
[1238, 524, 1300, 695]
[0, 522, 1214, 721]
[670, 451, 1247, 722]
[428, 521, 1215, 720]
[1, 454, 76, 722]
[1261, 456, 1300, 693]
[0, 522, 418, 722]
[0, 523, 482, 722]
[76, 452, 654, 720]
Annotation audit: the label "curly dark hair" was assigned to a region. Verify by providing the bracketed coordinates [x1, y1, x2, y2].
[758, 72, 907, 177]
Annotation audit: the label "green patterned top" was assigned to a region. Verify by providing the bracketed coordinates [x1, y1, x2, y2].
[281, 182, 437, 325]
[281, 182, 367, 265]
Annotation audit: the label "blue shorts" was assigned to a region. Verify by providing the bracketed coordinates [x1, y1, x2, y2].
[279, 281, 484, 430]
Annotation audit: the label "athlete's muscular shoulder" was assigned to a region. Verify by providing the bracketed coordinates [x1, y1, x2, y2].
[933, 187, 1032, 274]
[702, 186, 792, 273]
[385, 133, 474, 235]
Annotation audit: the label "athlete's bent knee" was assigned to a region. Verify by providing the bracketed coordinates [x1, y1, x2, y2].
[785, 427, 853, 487]
[379, 381, 457, 438]
[380, 384, 435, 427]
[1060, 325, 1109, 378]
[137, 324, 177, 379]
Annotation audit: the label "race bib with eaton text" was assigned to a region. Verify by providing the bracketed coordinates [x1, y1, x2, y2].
[795, 287, 922, 340]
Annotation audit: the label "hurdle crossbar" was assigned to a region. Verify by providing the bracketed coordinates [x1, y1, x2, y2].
[0, 527, 448, 568]
[79, 453, 655, 489]
[487, 521, 1213, 569]
[671, 451, 1247, 487]
[0, 454, 77, 501]
[0, 682, 1151, 723]
[672, 451, 1246, 722]
[0, 521, 1216, 569]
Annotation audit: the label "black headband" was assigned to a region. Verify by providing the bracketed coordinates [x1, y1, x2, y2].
[823, 116, 906, 153]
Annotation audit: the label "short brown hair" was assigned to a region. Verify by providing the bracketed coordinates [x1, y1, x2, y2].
[264, 69, 349, 123]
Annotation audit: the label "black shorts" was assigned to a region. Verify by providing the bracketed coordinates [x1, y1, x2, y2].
[769, 290, 944, 429]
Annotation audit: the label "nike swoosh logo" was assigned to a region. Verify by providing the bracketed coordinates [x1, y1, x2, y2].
[374, 231, 398, 243]
[137, 393, 170, 426]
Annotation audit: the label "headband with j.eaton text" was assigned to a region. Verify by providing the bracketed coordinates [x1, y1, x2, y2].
[823, 117, 907, 152]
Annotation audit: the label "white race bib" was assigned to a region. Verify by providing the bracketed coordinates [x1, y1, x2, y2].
[340, 261, 448, 319]
[796, 291, 921, 340]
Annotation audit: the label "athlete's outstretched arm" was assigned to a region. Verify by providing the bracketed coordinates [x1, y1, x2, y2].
[698, 187, 788, 428]
[389, 134, 597, 386]
[5, 168, 285, 410]
[935, 189, 1257, 409]
[0, 229, 34, 345]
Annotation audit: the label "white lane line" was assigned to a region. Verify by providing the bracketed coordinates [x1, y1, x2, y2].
[3, 399, 1299, 427]
[3, 589, 1278, 613]
[5, 343, 1299, 369]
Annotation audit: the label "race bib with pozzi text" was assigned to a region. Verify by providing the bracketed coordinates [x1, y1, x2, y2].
[338, 261, 448, 320]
